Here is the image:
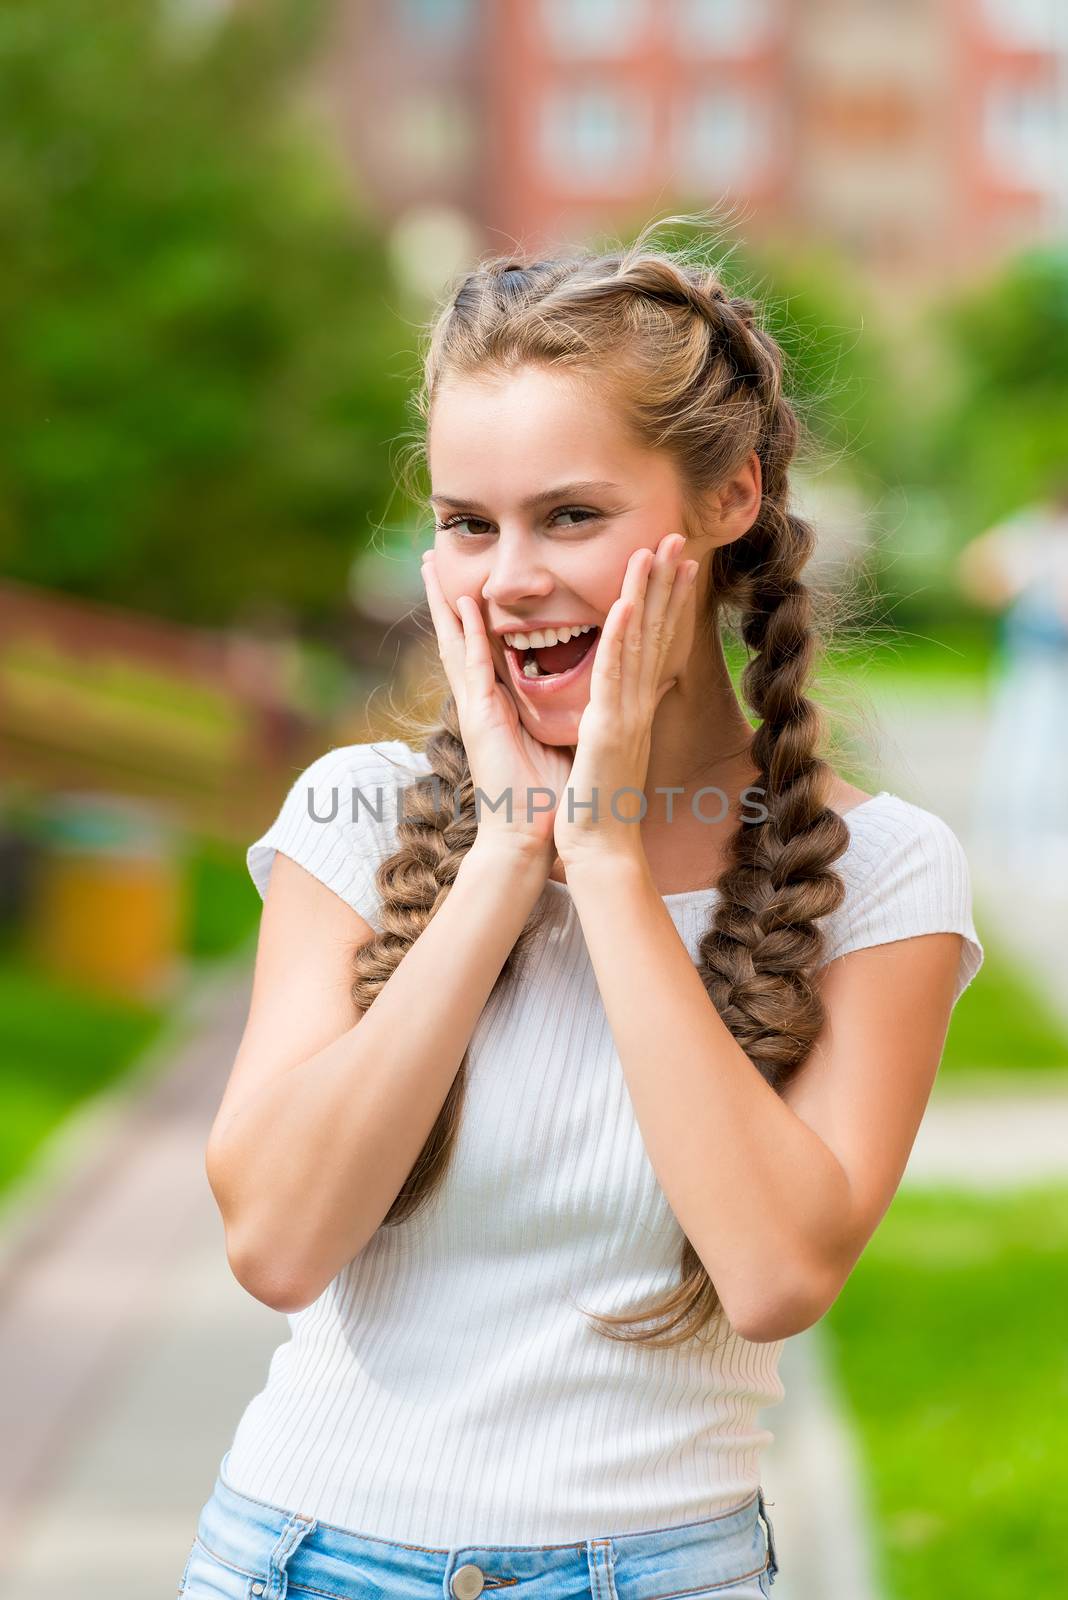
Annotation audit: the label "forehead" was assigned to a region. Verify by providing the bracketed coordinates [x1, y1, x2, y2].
[427, 365, 670, 499]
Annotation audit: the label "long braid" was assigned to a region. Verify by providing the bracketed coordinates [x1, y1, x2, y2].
[698, 453, 851, 1086]
[349, 693, 547, 1224]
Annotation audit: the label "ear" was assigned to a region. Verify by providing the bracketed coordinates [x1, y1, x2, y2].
[704, 450, 762, 548]
[721, 450, 762, 531]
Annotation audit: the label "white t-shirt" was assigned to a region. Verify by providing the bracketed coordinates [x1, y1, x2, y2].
[224, 738, 984, 1545]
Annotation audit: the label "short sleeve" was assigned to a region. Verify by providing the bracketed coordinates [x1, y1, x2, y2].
[246, 740, 431, 930]
[819, 798, 985, 1007]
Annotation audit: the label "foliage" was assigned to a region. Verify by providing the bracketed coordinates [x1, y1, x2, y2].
[0, 0, 412, 626]
[0, 948, 165, 1199]
[915, 245, 1068, 539]
[181, 833, 262, 958]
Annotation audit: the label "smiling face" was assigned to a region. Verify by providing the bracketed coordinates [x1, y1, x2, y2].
[427, 363, 710, 745]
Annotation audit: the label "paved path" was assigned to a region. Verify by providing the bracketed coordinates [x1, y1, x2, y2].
[0, 952, 284, 1599]
[856, 678, 1068, 1029]
[0, 678, 1063, 1599]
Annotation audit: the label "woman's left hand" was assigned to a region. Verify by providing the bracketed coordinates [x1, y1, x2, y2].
[554, 533, 698, 869]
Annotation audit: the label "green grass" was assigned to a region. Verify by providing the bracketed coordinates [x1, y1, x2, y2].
[939, 921, 1068, 1079]
[725, 616, 997, 695]
[0, 949, 167, 1197]
[817, 618, 997, 691]
[822, 1185, 1068, 1598]
[180, 833, 261, 959]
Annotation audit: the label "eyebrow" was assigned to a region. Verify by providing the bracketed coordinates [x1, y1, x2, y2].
[428, 479, 622, 513]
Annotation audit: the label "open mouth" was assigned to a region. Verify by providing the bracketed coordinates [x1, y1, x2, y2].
[503, 627, 601, 690]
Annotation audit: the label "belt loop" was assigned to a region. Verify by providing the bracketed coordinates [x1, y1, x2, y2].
[757, 1486, 779, 1579]
[265, 1511, 318, 1599]
[586, 1536, 615, 1600]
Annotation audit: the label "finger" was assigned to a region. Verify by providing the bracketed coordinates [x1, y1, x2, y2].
[643, 552, 697, 700]
[592, 595, 632, 707]
[639, 534, 687, 697]
[620, 546, 653, 705]
[420, 551, 465, 651]
[420, 553, 469, 709]
[667, 558, 700, 633]
[455, 594, 496, 703]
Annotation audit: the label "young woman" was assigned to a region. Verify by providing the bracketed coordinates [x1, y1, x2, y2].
[180, 223, 984, 1600]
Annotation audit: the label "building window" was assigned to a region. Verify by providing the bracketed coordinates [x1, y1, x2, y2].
[396, 0, 475, 47]
[540, 0, 648, 56]
[984, 81, 1061, 189]
[674, 0, 776, 55]
[981, 0, 1060, 49]
[674, 88, 769, 187]
[540, 87, 652, 189]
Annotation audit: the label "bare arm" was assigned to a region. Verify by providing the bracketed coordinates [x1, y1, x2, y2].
[206, 837, 550, 1313]
[562, 853, 964, 1343]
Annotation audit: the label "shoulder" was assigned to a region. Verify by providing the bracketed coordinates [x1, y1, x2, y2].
[246, 739, 432, 924]
[287, 737, 431, 791]
[821, 794, 985, 1006]
[834, 792, 972, 891]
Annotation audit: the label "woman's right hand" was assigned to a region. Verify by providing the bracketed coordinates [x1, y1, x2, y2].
[420, 549, 573, 858]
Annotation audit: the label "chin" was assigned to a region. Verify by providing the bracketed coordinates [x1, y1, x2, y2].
[516, 706, 583, 747]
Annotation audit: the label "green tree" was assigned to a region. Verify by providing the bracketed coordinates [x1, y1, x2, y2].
[918, 245, 1068, 537]
[0, 0, 412, 627]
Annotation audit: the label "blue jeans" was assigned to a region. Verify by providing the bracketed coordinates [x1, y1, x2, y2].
[177, 1450, 780, 1598]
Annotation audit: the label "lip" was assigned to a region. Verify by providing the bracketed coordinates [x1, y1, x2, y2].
[500, 627, 601, 699]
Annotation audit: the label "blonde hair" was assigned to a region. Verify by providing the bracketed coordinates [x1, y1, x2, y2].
[352, 215, 854, 1348]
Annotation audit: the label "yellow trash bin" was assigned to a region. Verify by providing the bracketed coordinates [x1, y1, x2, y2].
[25, 794, 185, 1002]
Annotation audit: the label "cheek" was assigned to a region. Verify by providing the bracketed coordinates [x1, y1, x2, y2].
[433, 548, 486, 612]
[573, 555, 629, 615]
[591, 530, 672, 612]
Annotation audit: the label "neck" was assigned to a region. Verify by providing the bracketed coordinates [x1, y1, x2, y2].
[645, 630, 759, 823]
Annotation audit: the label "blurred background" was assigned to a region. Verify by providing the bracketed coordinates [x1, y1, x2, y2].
[0, 2, 1065, 1596]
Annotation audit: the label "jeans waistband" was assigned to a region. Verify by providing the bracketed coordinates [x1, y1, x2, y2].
[196, 1451, 779, 1596]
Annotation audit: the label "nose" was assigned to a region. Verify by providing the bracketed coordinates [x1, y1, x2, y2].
[479, 537, 555, 611]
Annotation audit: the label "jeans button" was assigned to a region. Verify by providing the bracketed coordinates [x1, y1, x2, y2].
[451, 1564, 485, 1598]
[251, 1585, 265, 1596]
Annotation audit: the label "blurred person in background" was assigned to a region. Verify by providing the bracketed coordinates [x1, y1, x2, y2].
[958, 475, 1068, 885]
[183, 217, 984, 1600]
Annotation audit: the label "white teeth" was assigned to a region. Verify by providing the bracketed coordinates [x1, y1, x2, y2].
[503, 622, 597, 650]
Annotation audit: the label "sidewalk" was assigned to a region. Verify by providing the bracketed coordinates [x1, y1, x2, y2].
[858, 677, 1068, 1028]
[0, 951, 286, 1600]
